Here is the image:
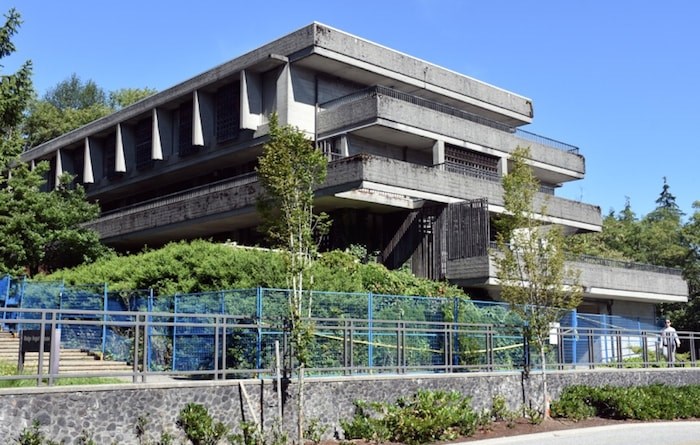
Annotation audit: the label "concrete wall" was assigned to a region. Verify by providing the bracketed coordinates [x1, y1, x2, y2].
[87, 155, 601, 243]
[1, 369, 699, 444]
[311, 23, 533, 122]
[317, 94, 584, 177]
[575, 260, 688, 298]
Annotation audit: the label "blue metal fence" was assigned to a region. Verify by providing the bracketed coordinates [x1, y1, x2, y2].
[0, 276, 663, 373]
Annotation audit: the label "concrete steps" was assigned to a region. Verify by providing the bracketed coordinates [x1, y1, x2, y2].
[0, 331, 133, 374]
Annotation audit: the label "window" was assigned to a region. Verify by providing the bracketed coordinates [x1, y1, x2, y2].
[215, 82, 240, 144]
[445, 145, 499, 181]
[178, 101, 198, 156]
[102, 134, 121, 180]
[135, 118, 154, 170]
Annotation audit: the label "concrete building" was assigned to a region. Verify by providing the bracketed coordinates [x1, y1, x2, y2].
[20, 23, 687, 321]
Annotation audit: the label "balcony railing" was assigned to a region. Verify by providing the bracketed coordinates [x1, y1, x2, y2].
[569, 254, 684, 276]
[487, 242, 683, 276]
[319, 85, 580, 155]
[98, 172, 259, 220]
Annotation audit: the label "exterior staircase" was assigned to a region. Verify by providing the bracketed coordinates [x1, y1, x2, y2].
[0, 331, 133, 375]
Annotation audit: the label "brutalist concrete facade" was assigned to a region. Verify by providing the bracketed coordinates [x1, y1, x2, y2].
[1, 369, 700, 444]
[20, 23, 687, 315]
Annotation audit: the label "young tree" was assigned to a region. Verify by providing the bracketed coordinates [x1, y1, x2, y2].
[256, 113, 329, 443]
[493, 146, 582, 415]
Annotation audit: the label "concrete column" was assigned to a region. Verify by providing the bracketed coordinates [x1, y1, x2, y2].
[115, 124, 126, 173]
[275, 63, 292, 125]
[152, 108, 163, 160]
[83, 137, 94, 184]
[192, 91, 205, 146]
[498, 156, 508, 177]
[241, 69, 262, 130]
[432, 140, 445, 166]
[54, 148, 63, 189]
[339, 135, 349, 157]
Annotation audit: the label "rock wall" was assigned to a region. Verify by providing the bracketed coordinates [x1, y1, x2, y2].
[1, 369, 699, 444]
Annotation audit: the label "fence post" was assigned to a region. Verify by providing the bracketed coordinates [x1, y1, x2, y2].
[147, 288, 154, 373]
[142, 312, 149, 383]
[214, 315, 220, 380]
[133, 314, 140, 383]
[256, 287, 263, 371]
[101, 283, 108, 357]
[571, 309, 578, 367]
[396, 321, 403, 374]
[642, 331, 649, 367]
[615, 329, 623, 368]
[368, 292, 374, 371]
[487, 325, 495, 371]
[587, 329, 595, 369]
[172, 294, 179, 372]
[1, 275, 10, 329]
[690, 332, 697, 366]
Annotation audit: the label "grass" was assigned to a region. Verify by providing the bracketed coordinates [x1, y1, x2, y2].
[0, 360, 123, 388]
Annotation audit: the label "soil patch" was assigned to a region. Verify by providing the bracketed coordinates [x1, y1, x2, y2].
[323, 417, 652, 444]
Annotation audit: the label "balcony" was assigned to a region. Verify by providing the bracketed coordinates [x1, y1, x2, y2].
[85, 154, 602, 248]
[446, 250, 688, 304]
[317, 86, 585, 183]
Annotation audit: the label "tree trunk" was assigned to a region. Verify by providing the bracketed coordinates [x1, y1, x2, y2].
[541, 347, 549, 418]
[298, 364, 305, 445]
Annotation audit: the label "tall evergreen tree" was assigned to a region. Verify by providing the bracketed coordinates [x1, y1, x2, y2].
[654, 176, 684, 218]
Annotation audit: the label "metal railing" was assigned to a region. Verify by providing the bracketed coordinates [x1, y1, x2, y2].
[0, 308, 696, 387]
[569, 254, 684, 276]
[319, 85, 580, 154]
[98, 172, 258, 219]
[486, 242, 684, 277]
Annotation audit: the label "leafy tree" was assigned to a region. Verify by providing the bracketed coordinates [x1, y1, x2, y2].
[665, 201, 700, 331]
[0, 9, 106, 276]
[23, 74, 156, 148]
[256, 113, 330, 443]
[0, 9, 32, 164]
[108, 87, 156, 110]
[493, 146, 582, 415]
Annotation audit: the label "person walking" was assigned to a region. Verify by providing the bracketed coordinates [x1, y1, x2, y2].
[661, 319, 680, 365]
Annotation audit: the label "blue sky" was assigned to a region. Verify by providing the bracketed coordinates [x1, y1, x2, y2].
[6, 1, 699, 218]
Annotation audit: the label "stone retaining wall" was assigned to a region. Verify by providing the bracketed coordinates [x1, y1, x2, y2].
[1, 369, 699, 444]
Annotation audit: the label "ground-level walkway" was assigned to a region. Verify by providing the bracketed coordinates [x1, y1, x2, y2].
[463, 421, 700, 445]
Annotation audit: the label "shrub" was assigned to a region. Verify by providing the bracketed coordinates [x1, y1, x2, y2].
[341, 390, 479, 445]
[551, 384, 700, 421]
[177, 403, 228, 445]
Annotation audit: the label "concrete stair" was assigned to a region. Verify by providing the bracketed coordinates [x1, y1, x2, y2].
[0, 331, 133, 374]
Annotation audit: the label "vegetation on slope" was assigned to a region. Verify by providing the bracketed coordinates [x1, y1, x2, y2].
[43, 240, 467, 298]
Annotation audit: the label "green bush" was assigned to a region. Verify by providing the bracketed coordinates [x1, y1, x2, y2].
[44, 240, 468, 298]
[177, 403, 229, 445]
[341, 390, 479, 445]
[16, 421, 60, 445]
[551, 384, 700, 421]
